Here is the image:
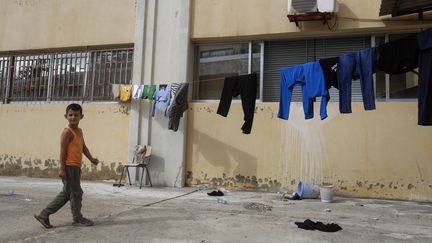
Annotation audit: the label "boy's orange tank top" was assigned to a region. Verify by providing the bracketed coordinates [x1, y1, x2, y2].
[65, 127, 84, 167]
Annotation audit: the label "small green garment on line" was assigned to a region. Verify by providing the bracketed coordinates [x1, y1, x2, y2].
[141, 85, 157, 100]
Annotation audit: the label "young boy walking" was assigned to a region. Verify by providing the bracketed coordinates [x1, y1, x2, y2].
[34, 103, 99, 228]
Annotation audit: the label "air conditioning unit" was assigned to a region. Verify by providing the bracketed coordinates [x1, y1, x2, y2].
[288, 0, 339, 14]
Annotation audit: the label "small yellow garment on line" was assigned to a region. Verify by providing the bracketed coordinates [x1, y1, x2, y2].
[120, 84, 132, 102]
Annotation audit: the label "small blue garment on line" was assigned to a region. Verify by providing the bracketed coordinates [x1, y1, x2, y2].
[278, 62, 329, 120]
[151, 84, 171, 117]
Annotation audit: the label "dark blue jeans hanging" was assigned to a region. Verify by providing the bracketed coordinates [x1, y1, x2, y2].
[337, 47, 376, 113]
[417, 29, 432, 125]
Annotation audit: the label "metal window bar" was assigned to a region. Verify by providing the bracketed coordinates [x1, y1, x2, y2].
[0, 58, 3, 101]
[10, 55, 24, 101]
[39, 54, 49, 99]
[119, 50, 124, 84]
[107, 51, 113, 97]
[113, 50, 118, 85]
[15, 56, 23, 100]
[127, 49, 133, 83]
[0, 58, 4, 101]
[47, 54, 54, 101]
[5, 56, 13, 102]
[52, 53, 62, 100]
[96, 51, 102, 98]
[82, 52, 89, 100]
[125, 51, 129, 82]
[67, 53, 72, 97]
[0, 56, 11, 102]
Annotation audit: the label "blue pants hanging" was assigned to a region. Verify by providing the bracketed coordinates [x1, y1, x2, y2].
[417, 29, 432, 126]
[337, 48, 376, 113]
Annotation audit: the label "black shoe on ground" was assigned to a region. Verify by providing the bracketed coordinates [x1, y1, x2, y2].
[34, 214, 53, 229]
[72, 217, 94, 226]
[207, 190, 224, 196]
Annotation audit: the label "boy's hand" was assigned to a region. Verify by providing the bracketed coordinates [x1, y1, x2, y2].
[91, 158, 99, 165]
[59, 170, 66, 179]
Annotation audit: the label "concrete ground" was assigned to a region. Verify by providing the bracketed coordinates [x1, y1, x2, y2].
[1, 176, 432, 243]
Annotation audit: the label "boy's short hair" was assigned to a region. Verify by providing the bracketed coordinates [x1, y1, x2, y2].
[66, 103, 83, 114]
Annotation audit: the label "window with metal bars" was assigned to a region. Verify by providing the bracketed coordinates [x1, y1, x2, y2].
[0, 47, 133, 103]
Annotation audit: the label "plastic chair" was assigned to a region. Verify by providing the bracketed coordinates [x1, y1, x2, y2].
[118, 145, 152, 189]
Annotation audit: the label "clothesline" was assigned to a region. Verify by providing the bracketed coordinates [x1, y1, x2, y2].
[134, 31, 427, 86]
[127, 35, 419, 87]
[182, 65, 352, 85]
[126, 29, 432, 136]
[162, 65, 348, 85]
[337, 16, 432, 23]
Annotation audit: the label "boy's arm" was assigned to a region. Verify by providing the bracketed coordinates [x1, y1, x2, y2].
[59, 130, 71, 179]
[83, 141, 99, 165]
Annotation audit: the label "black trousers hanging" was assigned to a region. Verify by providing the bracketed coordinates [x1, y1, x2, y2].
[376, 34, 419, 74]
[217, 73, 257, 134]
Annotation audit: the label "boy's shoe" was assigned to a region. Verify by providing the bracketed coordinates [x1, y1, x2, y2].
[72, 217, 94, 226]
[34, 214, 53, 229]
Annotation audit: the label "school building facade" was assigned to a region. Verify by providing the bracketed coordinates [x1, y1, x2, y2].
[1, 0, 432, 201]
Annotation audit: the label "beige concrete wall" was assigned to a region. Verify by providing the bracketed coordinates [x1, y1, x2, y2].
[0, 103, 130, 180]
[186, 102, 432, 201]
[0, 0, 135, 52]
[188, 0, 432, 202]
[191, 0, 432, 40]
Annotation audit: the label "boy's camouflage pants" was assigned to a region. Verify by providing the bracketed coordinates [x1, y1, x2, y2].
[43, 166, 83, 222]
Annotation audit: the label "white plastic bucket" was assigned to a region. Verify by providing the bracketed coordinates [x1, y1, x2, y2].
[320, 185, 334, 203]
[297, 181, 320, 199]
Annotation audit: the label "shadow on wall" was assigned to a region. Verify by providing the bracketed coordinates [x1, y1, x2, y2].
[192, 130, 258, 186]
[148, 154, 165, 179]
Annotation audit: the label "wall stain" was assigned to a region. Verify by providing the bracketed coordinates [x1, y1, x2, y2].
[189, 173, 432, 198]
[186, 171, 282, 191]
[118, 105, 130, 115]
[186, 171, 193, 179]
[0, 154, 121, 180]
[14, 0, 49, 7]
[24, 159, 32, 167]
[34, 159, 42, 165]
